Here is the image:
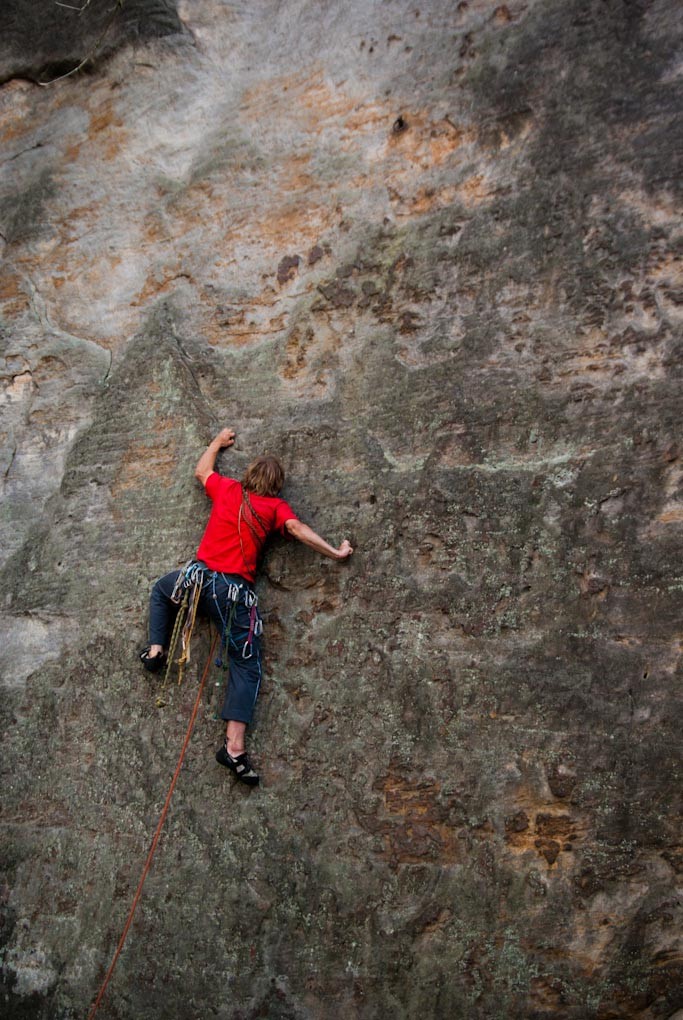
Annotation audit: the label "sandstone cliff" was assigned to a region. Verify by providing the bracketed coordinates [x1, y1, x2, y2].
[0, 1, 681, 1017]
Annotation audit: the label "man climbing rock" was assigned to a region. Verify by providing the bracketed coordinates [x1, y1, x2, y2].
[140, 428, 353, 786]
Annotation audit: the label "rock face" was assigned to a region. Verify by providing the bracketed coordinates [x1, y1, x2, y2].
[1, 1, 682, 1017]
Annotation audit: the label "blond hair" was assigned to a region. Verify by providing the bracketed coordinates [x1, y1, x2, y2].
[242, 456, 285, 497]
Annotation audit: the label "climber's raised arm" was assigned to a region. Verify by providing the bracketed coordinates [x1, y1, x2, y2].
[194, 428, 235, 486]
[285, 517, 353, 561]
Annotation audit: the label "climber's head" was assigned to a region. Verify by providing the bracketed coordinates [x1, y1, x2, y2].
[242, 456, 285, 497]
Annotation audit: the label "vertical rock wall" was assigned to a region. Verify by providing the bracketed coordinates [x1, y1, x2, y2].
[0, 1, 681, 1017]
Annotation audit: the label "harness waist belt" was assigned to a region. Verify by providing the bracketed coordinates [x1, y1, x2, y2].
[171, 561, 257, 607]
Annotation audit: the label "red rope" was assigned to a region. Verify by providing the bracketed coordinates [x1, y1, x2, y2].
[88, 632, 219, 1019]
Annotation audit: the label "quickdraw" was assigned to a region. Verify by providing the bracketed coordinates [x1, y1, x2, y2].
[170, 560, 206, 599]
[242, 602, 263, 660]
[208, 569, 261, 664]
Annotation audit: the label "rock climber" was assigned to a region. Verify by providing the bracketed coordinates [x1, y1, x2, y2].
[140, 427, 353, 786]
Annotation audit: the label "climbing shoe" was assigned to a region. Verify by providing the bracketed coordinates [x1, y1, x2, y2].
[139, 647, 167, 673]
[216, 744, 260, 786]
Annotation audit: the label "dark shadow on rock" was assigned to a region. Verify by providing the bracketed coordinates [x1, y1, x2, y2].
[0, 0, 184, 84]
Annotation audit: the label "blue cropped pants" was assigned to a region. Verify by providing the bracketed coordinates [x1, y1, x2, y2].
[149, 568, 262, 725]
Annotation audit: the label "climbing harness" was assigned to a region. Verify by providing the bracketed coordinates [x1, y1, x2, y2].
[87, 631, 219, 1020]
[156, 560, 262, 709]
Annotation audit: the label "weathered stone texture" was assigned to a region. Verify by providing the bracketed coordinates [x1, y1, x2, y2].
[0, 1, 682, 1018]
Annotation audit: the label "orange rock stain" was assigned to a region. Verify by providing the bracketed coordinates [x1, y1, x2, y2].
[386, 112, 474, 168]
[0, 268, 30, 316]
[371, 767, 462, 867]
[111, 427, 178, 503]
[458, 173, 496, 204]
[88, 102, 128, 160]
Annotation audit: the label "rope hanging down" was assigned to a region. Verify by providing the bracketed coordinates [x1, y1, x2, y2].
[156, 567, 203, 707]
[87, 631, 219, 1020]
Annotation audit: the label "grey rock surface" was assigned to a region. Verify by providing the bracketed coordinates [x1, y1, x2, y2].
[0, 1, 682, 1018]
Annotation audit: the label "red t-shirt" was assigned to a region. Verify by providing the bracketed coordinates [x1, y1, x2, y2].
[196, 472, 297, 582]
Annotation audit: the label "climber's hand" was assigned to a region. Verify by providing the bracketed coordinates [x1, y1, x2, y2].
[337, 539, 354, 560]
[216, 428, 236, 448]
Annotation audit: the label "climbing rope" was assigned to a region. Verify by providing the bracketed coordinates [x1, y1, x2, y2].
[87, 630, 219, 1020]
[176, 578, 202, 684]
[156, 589, 189, 707]
[238, 488, 268, 571]
[156, 565, 205, 705]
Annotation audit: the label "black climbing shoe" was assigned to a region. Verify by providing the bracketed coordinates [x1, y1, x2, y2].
[216, 744, 260, 786]
[139, 647, 167, 673]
